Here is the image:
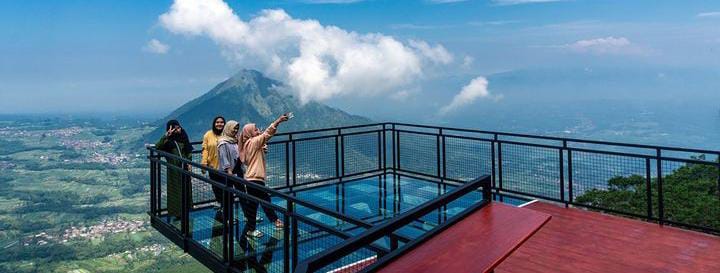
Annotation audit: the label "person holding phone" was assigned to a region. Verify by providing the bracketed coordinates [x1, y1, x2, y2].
[155, 120, 193, 220]
[201, 116, 226, 206]
[238, 113, 291, 238]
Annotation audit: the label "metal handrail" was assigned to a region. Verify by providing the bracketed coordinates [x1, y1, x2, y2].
[294, 175, 492, 273]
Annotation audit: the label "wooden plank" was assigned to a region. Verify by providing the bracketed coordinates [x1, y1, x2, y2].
[497, 202, 720, 273]
[377, 202, 551, 273]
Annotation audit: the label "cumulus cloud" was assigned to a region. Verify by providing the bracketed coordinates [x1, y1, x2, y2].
[158, 0, 454, 103]
[439, 76, 499, 115]
[697, 11, 720, 18]
[492, 0, 568, 5]
[143, 39, 170, 54]
[561, 37, 645, 55]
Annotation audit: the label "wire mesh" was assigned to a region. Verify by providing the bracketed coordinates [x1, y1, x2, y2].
[189, 204, 225, 260]
[661, 159, 720, 231]
[398, 132, 438, 177]
[266, 143, 288, 188]
[343, 132, 380, 176]
[234, 209, 287, 273]
[444, 136, 492, 182]
[571, 151, 652, 217]
[501, 143, 561, 200]
[294, 137, 337, 184]
[295, 220, 350, 264]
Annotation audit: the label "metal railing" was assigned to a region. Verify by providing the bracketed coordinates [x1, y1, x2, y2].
[148, 121, 720, 273]
[294, 175, 492, 273]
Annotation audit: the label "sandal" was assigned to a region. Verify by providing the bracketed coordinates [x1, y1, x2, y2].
[274, 219, 284, 229]
[246, 229, 264, 238]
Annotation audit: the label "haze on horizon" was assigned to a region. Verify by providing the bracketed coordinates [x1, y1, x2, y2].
[1, 0, 720, 120]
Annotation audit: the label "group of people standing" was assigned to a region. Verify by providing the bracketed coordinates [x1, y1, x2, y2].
[156, 113, 291, 239]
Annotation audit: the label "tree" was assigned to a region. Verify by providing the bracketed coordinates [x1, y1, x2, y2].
[575, 159, 720, 231]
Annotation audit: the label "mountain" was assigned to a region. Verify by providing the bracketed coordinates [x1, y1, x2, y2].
[144, 69, 371, 142]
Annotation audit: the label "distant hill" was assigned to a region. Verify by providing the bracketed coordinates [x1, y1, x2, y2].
[143, 69, 371, 142]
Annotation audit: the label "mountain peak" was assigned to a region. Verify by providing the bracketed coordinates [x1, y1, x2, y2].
[144, 69, 371, 141]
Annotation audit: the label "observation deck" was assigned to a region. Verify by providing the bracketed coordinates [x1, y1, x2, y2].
[147, 123, 720, 273]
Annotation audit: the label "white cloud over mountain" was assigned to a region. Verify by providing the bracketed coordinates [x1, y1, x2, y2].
[159, 0, 454, 104]
[439, 76, 499, 115]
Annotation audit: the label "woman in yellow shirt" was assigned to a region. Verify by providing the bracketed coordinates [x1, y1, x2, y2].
[201, 116, 225, 206]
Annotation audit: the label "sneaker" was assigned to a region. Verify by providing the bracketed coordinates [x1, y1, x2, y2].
[246, 229, 264, 238]
[274, 220, 284, 229]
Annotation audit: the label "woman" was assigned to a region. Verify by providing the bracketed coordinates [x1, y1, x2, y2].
[239, 113, 290, 238]
[155, 120, 193, 220]
[201, 116, 226, 205]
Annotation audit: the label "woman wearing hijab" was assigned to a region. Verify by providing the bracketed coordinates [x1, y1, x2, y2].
[239, 113, 290, 238]
[217, 120, 259, 234]
[155, 120, 193, 220]
[201, 116, 226, 205]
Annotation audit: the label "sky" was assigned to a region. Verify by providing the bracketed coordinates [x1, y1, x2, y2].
[1, 0, 720, 117]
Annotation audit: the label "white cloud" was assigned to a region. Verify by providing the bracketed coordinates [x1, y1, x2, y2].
[143, 39, 170, 54]
[697, 11, 720, 18]
[461, 55, 474, 69]
[561, 37, 646, 55]
[492, 0, 568, 5]
[439, 76, 498, 114]
[159, 0, 454, 104]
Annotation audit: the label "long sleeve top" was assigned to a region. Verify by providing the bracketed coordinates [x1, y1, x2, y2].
[201, 131, 220, 169]
[243, 124, 277, 182]
[217, 142, 240, 174]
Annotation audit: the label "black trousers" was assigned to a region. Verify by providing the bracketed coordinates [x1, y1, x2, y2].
[208, 172, 225, 205]
[240, 180, 279, 231]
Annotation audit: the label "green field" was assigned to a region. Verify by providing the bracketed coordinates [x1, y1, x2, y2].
[0, 117, 211, 273]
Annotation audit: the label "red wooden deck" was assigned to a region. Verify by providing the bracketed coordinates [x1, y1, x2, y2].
[496, 201, 720, 273]
[377, 202, 551, 273]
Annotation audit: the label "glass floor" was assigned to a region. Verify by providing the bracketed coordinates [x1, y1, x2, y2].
[160, 174, 530, 273]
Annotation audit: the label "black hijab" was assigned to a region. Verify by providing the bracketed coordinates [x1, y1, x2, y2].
[211, 116, 225, 136]
[165, 120, 193, 154]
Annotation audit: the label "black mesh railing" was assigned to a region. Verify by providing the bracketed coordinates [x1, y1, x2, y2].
[294, 175, 492, 273]
[149, 122, 720, 273]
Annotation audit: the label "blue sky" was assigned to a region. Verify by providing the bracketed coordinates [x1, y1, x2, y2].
[1, 0, 720, 115]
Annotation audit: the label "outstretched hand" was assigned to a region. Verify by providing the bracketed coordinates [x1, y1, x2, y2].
[279, 113, 290, 122]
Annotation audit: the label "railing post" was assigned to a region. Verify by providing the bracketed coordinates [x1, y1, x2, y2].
[226, 187, 234, 267]
[290, 200, 298, 270]
[222, 176, 230, 263]
[181, 162, 190, 248]
[645, 158, 653, 220]
[378, 130, 383, 171]
[497, 141, 503, 192]
[656, 149, 664, 225]
[283, 210, 290, 273]
[149, 149, 156, 215]
[291, 135, 296, 187]
[567, 149, 574, 207]
[382, 125, 387, 172]
[285, 141, 290, 188]
[396, 129, 401, 171]
[340, 129, 345, 177]
[441, 130, 447, 181]
[491, 134, 497, 196]
[436, 132, 442, 179]
[560, 141, 566, 204]
[335, 133, 340, 179]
